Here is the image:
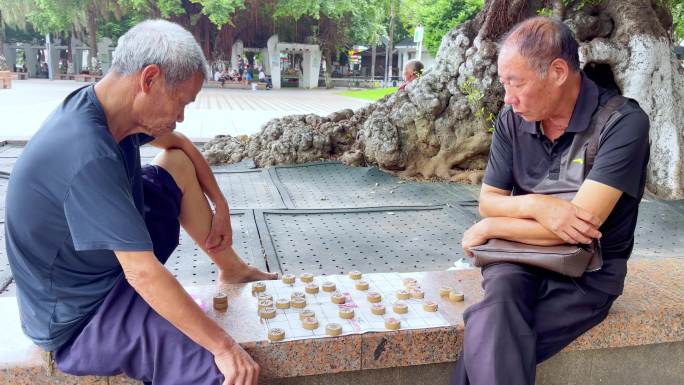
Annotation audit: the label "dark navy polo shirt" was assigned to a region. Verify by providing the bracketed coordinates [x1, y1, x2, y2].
[5, 85, 155, 350]
[483, 73, 650, 295]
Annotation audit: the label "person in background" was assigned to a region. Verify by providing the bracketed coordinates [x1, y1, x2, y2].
[399, 59, 423, 91]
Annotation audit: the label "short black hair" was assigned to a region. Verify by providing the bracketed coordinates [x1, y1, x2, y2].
[500, 16, 580, 74]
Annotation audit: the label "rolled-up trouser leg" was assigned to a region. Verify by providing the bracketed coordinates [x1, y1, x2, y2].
[451, 263, 542, 385]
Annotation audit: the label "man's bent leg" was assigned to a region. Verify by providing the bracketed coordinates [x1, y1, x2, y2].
[151, 149, 276, 282]
[451, 263, 542, 385]
[533, 275, 618, 363]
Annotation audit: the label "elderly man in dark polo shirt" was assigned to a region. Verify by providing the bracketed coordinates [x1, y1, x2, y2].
[451, 17, 650, 385]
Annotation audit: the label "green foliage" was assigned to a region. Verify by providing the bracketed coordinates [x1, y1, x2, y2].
[26, 0, 84, 35]
[536, 7, 554, 17]
[189, 0, 245, 29]
[340, 87, 398, 100]
[461, 76, 495, 132]
[669, 0, 684, 42]
[399, 0, 483, 56]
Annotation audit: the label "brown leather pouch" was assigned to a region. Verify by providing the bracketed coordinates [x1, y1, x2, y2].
[469, 239, 602, 277]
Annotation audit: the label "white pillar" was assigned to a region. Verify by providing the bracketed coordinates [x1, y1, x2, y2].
[25, 47, 38, 77]
[261, 48, 270, 74]
[4, 44, 17, 71]
[309, 48, 321, 89]
[231, 40, 244, 70]
[267, 35, 281, 89]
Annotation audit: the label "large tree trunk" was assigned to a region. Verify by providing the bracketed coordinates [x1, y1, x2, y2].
[324, 49, 334, 89]
[371, 45, 376, 88]
[0, 10, 5, 57]
[202, 0, 684, 199]
[86, 3, 99, 74]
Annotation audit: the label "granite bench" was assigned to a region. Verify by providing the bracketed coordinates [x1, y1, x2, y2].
[56, 74, 75, 80]
[0, 71, 11, 89]
[73, 74, 103, 83]
[205, 80, 268, 90]
[1, 257, 682, 385]
[11, 72, 28, 80]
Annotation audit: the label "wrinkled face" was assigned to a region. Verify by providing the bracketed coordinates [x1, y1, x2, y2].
[136, 70, 204, 137]
[497, 46, 556, 122]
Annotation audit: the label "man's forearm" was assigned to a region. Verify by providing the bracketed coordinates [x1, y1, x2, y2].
[479, 191, 539, 219]
[483, 217, 565, 246]
[123, 253, 234, 355]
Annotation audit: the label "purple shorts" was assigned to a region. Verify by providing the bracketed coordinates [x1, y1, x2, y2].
[55, 165, 224, 385]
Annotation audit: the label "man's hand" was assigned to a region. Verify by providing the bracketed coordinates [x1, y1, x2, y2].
[461, 219, 492, 257]
[532, 194, 601, 244]
[214, 344, 259, 385]
[205, 207, 232, 253]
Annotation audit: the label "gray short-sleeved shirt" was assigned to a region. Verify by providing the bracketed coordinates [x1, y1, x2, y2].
[5, 85, 154, 351]
[483, 73, 650, 295]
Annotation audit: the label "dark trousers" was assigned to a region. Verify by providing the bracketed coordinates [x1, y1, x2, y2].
[55, 165, 224, 385]
[451, 263, 618, 385]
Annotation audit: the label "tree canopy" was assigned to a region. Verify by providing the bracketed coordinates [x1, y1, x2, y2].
[1, 0, 681, 64]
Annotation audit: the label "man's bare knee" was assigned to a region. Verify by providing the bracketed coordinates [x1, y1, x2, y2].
[152, 149, 196, 192]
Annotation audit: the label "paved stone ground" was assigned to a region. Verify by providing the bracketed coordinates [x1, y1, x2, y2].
[0, 79, 370, 140]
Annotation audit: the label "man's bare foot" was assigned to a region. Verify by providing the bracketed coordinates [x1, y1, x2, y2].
[219, 266, 278, 284]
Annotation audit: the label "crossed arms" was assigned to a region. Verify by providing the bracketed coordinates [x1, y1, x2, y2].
[462, 179, 623, 256]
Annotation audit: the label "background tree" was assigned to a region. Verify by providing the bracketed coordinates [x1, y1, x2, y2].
[0, 0, 33, 59]
[399, 0, 483, 56]
[204, 0, 684, 200]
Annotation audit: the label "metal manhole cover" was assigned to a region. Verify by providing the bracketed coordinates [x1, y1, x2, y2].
[0, 223, 11, 290]
[256, 206, 477, 276]
[632, 199, 684, 258]
[215, 171, 285, 209]
[0, 145, 23, 158]
[271, 162, 477, 209]
[0, 178, 7, 222]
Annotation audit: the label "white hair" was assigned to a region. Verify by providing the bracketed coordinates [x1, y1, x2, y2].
[110, 19, 210, 86]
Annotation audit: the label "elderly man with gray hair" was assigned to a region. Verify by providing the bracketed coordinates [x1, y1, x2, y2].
[6, 20, 275, 385]
[452, 17, 649, 385]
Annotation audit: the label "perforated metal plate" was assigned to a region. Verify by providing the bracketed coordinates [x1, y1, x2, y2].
[0, 178, 7, 223]
[0, 223, 11, 291]
[632, 198, 684, 259]
[256, 205, 479, 276]
[165, 210, 266, 286]
[214, 171, 286, 209]
[0, 158, 15, 175]
[0, 145, 23, 158]
[269, 162, 478, 209]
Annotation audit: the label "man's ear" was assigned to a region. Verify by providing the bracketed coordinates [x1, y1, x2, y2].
[139, 64, 162, 93]
[548, 58, 569, 85]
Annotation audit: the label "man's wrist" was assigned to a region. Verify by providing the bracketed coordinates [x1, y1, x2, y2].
[521, 194, 543, 219]
[212, 198, 229, 213]
[209, 334, 237, 356]
[477, 217, 495, 238]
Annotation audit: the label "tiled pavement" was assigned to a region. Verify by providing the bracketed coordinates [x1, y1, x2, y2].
[0, 79, 371, 140]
